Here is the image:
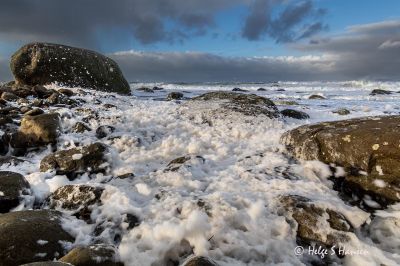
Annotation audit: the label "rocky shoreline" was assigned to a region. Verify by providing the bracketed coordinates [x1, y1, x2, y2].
[0, 43, 399, 265]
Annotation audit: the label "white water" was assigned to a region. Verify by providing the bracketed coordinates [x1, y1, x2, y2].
[3, 81, 400, 265]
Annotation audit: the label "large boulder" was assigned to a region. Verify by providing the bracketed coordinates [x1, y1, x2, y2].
[0, 210, 74, 265]
[59, 244, 123, 266]
[11, 43, 130, 95]
[40, 143, 108, 179]
[281, 116, 400, 208]
[0, 171, 30, 213]
[181, 92, 279, 122]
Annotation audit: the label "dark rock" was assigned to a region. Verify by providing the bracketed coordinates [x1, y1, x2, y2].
[0, 171, 30, 213]
[25, 108, 44, 116]
[103, 103, 117, 109]
[33, 85, 53, 99]
[0, 210, 74, 265]
[116, 173, 135, 179]
[276, 88, 285, 92]
[20, 262, 72, 266]
[48, 184, 103, 210]
[48, 185, 103, 220]
[59, 244, 123, 266]
[274, 100, 299, 106]
[58, 88, 74, 97]
[47, 92, 76, 106]
[11, 43, 130, 94]
[0, 155, 25, 166]
[232, 88, 248, 92]
[18, 113, 60, 146]
[308, 94, 326, 100]
[1, 92, 19, 102]
[0, 115, 13, 126]
[257, 88, 267, 91]
[280, 109, 310, 120]
[167, 92, 184, 100]
[333, 108, 350, 115]
[165, 155, 205, 172]
[370, 89, 392, 95]
[182, 256, 218, 266]
[125, 213, 140, 230]
[73, 122, 91, 133]
[280, 195, 352, 248]
[188, 92, 279, 118]
[153, 86, 164, 90]
[136, 87, 154, 93]
[96, 125, 116, 139]
[281, 116, 400, 207]
[40, 143, 108, 179]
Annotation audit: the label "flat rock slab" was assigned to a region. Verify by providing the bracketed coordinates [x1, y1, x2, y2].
[0, 210, 74, 266]
[59, 244, 123, 266]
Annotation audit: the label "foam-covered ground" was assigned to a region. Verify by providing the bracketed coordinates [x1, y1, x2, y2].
[4, 81, 400, 265]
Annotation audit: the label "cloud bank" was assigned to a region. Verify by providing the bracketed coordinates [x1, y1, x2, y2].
[1, 19, 399, 82]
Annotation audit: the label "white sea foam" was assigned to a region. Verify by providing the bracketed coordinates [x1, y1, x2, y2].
[3, 81, 400, 265]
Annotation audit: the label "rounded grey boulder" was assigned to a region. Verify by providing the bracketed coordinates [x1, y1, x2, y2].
[11, 43, 130, 95]
[0, 210, 74, 266]
[0, 171, 30, 213]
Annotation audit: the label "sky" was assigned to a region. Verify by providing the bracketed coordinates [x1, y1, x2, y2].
[0, 0, 399, 82]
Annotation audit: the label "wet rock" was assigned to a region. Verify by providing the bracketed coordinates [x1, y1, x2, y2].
[103, 103, 117, 109]
[0, 210, 74, 265]
[153, 86, 164, 90]
[276, 88, 286, 92]
[0, 114, 13, 126]
[1, 92, 19, 102]
[280, 109, 310, 120]
[21, 262, 72, 266]
[281, 116, 400, 207]
[18, 113, 60, 146]
[257, 88, 267, 91]
[232, 88, 248, 92]
[59, 244, 123, 266]
[0, 171, 30, 213]
[48, 185, 103, 220]
[186, 92, 279, 119]
[96, 125, 116, 139]
[73, 122, 91, 133]
[116, 173, 135, 179]
[58, 88, 74, 97]
[0, 155, 25, 166]
[167, 92, 184, 100]
[182, 256, 218, 266]
[136, 87, 154, 93]
[40, 143, 108, 179]
[33, 85, 54, 99]
[280, 195, 352, 248]
[274, 100, 299, 106]
[11, 43, 130, 94]
[370, 89, 392, 95]
[308, 94, 326, 100]
[333, 108, 350, 115]
[165, 155, 205, 172]
[47, 92, 76, 106]
[25, 108, 44, 116]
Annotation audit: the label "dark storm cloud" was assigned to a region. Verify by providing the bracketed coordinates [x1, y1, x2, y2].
[242, 0, 327, 42]
[0, 0, 244, 47]
[0, 0, 325, 48]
